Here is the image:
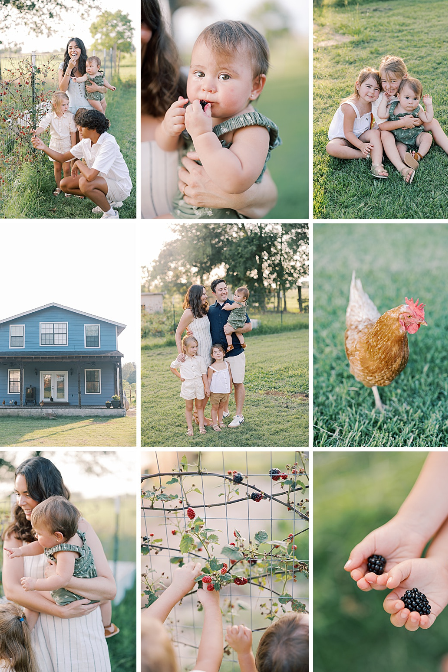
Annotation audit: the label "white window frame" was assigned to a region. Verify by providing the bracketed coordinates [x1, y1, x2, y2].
[8, 369, 21, 395]
[39, 322, 69, 347]
[84, 324, 101, 349]
[9, 324, 25, 349]
[85, 368, 101, 394]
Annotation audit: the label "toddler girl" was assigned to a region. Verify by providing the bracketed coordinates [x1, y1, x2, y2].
[377, 77, 433, 170]
[222, 286, 249, 352]
[34, 91, 77, 195]
[0, 602, 39, 672]
[207, 344, 233, 431]
[170, 335, 210, 435]
[226, 612, 309, 672]
[72, 56, 116, 114]
[156, 20, 281, 219]
[326, 67, 388, 179]
[5, 495, 118, 638]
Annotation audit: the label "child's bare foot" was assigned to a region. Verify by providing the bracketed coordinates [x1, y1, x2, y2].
[213, 424, 221, 431]
[187, 428, 193, 436]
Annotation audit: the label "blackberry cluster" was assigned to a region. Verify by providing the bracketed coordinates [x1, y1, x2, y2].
[234, 577, 248, 586]
[402, 588, 431, 615]
[251, 492, 263, 502]
[233, 472, 244, 484]
[200, 100, 208, 109]
[367, 554, 386, 575]
[269, 468, 281, 481]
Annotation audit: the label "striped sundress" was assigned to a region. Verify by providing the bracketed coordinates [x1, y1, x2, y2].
[24, 553, 111, 672]
[189, 315, 212, 368]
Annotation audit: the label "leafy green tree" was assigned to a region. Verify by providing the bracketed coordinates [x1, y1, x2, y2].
[0, 0, 98, 36]
[90, 11, 134, 71]
[122, 362, 136, 385]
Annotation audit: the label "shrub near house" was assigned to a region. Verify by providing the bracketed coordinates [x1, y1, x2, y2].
[0, 303, 126, 410]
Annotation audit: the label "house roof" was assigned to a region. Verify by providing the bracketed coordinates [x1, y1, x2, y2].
[0, 303, 126, 335]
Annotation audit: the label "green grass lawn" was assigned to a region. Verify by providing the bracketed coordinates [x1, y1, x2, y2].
[314, 451, 448, 672]
[0, 415, 136, 447]
[142, 330, 309, 447]
[314, 0, 448, 219]
[314, 223, 448, 447]
[1, 75, 136, 219]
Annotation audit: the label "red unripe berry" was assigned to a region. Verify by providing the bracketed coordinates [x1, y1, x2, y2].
[187, 508, 195, 520]
[281, 473, 287, 480]
[202, 575, 212, 583]
[230, 559, 236, 565]
[230, 542, 236, 546]
[171, 530, 177, 535]
[206, 584, 215, 591]
[292, 545, 297, 550]
[149, 533, 154, 537]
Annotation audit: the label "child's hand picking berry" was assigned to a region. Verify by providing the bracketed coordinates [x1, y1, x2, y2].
[225, 623, 253, 655]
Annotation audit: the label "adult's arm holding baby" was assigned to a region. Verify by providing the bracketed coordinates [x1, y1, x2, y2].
[226, 624, 257, 672]
[145, 561, 202, 623]
[195, 588, 223, 672]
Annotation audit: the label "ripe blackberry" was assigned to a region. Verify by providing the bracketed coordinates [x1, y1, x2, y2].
[200, 100, 208, 109]
[233, 472, 244, 484]
[234, 577, 248, 586]
[187, 507, 196, 520]
[367, 554, 386, 575]
[269, 468, 281, 481]
[402, 588, 431, 615]
[251, 492, 263, 502]
[202, 575, 212, 584]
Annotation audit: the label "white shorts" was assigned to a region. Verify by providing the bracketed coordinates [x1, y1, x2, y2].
[227, 352, 245, 384]
[105, 176, 131, 204]
[180, 377, 205, 401]
[48, 137, 72, 163]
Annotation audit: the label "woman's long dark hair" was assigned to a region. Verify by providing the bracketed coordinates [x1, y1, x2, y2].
[141, 0, 187, 117]
[183, 285, 208, 319]
[3, 457, 70, 543]
[63, 37, 88, 76]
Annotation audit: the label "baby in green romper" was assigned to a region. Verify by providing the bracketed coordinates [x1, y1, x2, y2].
[377, 77, 433, 168]
[156, 20, 281, 219]
[222, 286, 249, 352]
[72, 56, 116, 114]
[5, 495, 118, 638]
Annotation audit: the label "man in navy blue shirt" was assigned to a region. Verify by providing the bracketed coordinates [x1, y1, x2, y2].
[208, 278, 252, 427]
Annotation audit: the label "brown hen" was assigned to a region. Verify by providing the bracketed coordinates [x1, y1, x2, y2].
[345, 272, 427, 411]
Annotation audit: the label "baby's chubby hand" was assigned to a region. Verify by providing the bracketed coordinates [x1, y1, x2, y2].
[171, 561, 202, 596]
[21, 576, 37, 591]
[422, 94, 433, 107]
[4, 546, 23, 559]
[185, 99, 213, 139]
[162, 96, 188, 137]
[225, 624, 253, 654]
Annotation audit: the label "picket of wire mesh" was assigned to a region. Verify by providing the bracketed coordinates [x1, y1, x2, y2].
[141, 451, 309, 672]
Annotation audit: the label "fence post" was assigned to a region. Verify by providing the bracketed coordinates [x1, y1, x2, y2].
[31, 51, 37, 131]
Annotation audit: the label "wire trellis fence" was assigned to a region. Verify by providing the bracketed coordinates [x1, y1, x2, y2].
[141, 451, 309, 672]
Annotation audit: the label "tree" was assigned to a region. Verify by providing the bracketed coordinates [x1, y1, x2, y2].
[0, 0, 98, 37]
[248, 1, 292, 44]
[122, 362, 136, 385]
[90, 11, 134, 73]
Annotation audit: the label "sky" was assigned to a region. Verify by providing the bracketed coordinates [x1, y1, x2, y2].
[141, 222, 179, 275]
[0, 224, 138, 363]
[2, 0, 138, 54]
[0, 450, 136, 498]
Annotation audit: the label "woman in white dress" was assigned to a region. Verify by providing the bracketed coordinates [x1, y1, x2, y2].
[58, 38, 105, 115]
[2, 457, 114, 672]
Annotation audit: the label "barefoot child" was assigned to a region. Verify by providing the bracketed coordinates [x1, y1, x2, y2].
[5, 496, 118, 639]
[222, 287, 249, 352]
[226, 612, 309, 672]
[142, 562, 223, 672]
[72, 56, 116, 114]
[0, 602, 39, 672]
[156, 20, 281, 219]
[345, 452, 448, 631]
[207, 344, 232, 431]
[377, 78, 433, 171]
[170, 335, 210, 435]
[33, 91, 77, 196]
[326, 67, 388, 179]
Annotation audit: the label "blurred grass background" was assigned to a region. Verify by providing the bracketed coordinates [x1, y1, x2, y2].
[314, 451, 448, 672]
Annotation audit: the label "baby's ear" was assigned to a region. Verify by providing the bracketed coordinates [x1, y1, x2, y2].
[54, 531, 65, 543]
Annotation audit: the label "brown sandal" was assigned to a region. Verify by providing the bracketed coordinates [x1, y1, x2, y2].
[404, 152, 420, 170]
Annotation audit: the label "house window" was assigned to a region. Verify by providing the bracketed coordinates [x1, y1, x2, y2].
[10, 325, 24, 348]
[40, 322, 68, 346]
[85, 325, 100, 348]
[85, 369, 101, 394]
[8, 369, 20, 394]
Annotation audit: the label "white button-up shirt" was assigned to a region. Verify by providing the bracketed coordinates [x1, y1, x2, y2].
[170, 355, 207, 380]
[70, 132, 132, 190]
[38, 110, 77, 140]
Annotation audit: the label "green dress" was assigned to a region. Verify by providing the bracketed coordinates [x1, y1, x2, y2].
[44, 530, 99, 606]
[85, 73, 105, 102]
[388, 100, 424, 147]
[172, 110, 281, 219]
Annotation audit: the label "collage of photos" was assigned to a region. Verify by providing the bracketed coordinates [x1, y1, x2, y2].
[2, 0, 448, 671]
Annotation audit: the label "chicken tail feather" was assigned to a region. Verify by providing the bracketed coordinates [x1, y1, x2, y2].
[346, 271, 381, 328]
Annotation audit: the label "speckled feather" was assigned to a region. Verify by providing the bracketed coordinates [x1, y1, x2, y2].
[345, 273, 410, 388]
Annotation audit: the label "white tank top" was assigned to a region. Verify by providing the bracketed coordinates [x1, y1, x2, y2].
[209, 362, 231, 394]
[328, 100, 372, 140]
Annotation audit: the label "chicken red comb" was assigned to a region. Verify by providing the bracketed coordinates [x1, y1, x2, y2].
[405, 297, 426, 321]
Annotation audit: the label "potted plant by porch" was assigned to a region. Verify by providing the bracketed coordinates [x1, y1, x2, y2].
[111, 395, 121, 408]
[105, 400, 111, 408]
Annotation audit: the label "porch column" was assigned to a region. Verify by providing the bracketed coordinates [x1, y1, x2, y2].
[118, 359, 123, 406]
[20, 361, 24, 407]
[77, 364, 82, 408]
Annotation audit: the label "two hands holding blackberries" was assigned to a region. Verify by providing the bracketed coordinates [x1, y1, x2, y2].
[344, 453, 448, 632]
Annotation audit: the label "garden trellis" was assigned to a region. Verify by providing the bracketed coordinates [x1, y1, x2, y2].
[141, 451, 309, 672]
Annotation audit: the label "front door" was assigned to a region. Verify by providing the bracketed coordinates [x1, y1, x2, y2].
[40, 371, 68, 403]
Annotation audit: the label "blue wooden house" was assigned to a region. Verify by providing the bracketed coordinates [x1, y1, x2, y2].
[0, 303, 126, 411]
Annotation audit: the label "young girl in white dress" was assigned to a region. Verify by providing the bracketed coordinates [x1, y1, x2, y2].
[0, 602, 39, 672]
[170, 335, 210, 435]
[326, 67, 388, 179]
[33, 91, 77, 195]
